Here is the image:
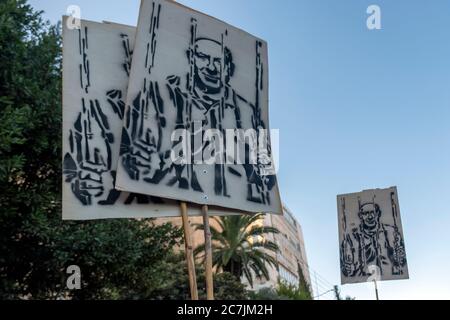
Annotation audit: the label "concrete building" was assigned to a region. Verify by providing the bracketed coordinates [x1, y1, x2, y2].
[245, 205, 311, 291]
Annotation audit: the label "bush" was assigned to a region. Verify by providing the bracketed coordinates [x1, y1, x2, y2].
[249, 287, 284, 300]
[276, 280, 313, 300]
[214, 272, 249, 300]
[249, 281, 313, 301]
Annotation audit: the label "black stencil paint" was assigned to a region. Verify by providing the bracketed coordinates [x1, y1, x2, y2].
[78, 27, 91, 93]
[121, 33, 133, 77]
[243, 40, 275, 205]
[145, 2, 161, 74]
[106, 89, 126, 120]
[120, 4, 278, 206]
[65, 25, 165, 207]
[120, 1, 169, 186]
[63, 97, 113, 205]
[339, 195, 408, 279]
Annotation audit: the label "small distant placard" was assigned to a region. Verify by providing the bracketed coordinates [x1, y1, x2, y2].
[337, 187, 409, 284]
[115, 0, 283, 215]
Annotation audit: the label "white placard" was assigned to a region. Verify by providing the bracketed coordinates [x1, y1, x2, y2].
[115, 0, 283, 215]
[337, 187, 409, 284]
[62, 17, 241, 220]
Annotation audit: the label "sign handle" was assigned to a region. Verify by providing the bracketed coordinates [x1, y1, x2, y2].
[180, 202, 199, 300]
[202, 205, 214, 300]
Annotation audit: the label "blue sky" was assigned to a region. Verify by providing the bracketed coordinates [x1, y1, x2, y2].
[30, 0, 450, 300]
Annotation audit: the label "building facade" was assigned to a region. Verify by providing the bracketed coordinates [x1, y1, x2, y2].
[246, 205, 312, 291]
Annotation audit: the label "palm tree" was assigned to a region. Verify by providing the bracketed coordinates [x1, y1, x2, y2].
[194, 213, 280, 287]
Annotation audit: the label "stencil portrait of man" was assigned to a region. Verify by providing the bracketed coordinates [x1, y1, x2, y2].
[340, 200, 407, 279]
[165, 31, 248, 197]
[116, 0, 282, 214]
[120, 17, 277, 205]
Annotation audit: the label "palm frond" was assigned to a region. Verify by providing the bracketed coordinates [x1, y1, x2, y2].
[251, 240, 279, 253]
[247, 226, 280, 237]
[193, 213, 282, 287]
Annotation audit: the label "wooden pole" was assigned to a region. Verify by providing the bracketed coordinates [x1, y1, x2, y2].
[180, 202, 199, 300]
[202, 204, 214, 300]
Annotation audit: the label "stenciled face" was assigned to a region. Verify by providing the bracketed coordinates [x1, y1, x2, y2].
[359, 203, 380, 230]
[194, 39, 223, 94]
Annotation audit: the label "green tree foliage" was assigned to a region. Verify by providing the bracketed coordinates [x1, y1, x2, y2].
[0, 0, 184, 300]
[333, 285, 355, 301]
[248, 287, 283, 300]
[147, 254, 249, 300]
[297, 263, 313, 300]
[195, 214, 280, 288]
[214, 272, 249, 300]
[249, 281, 313, 301]
[249, 264, 313, 301]
[276, 280, 312, 300]
[143, 253, 203, 300]
[333, 285, 342, 300]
